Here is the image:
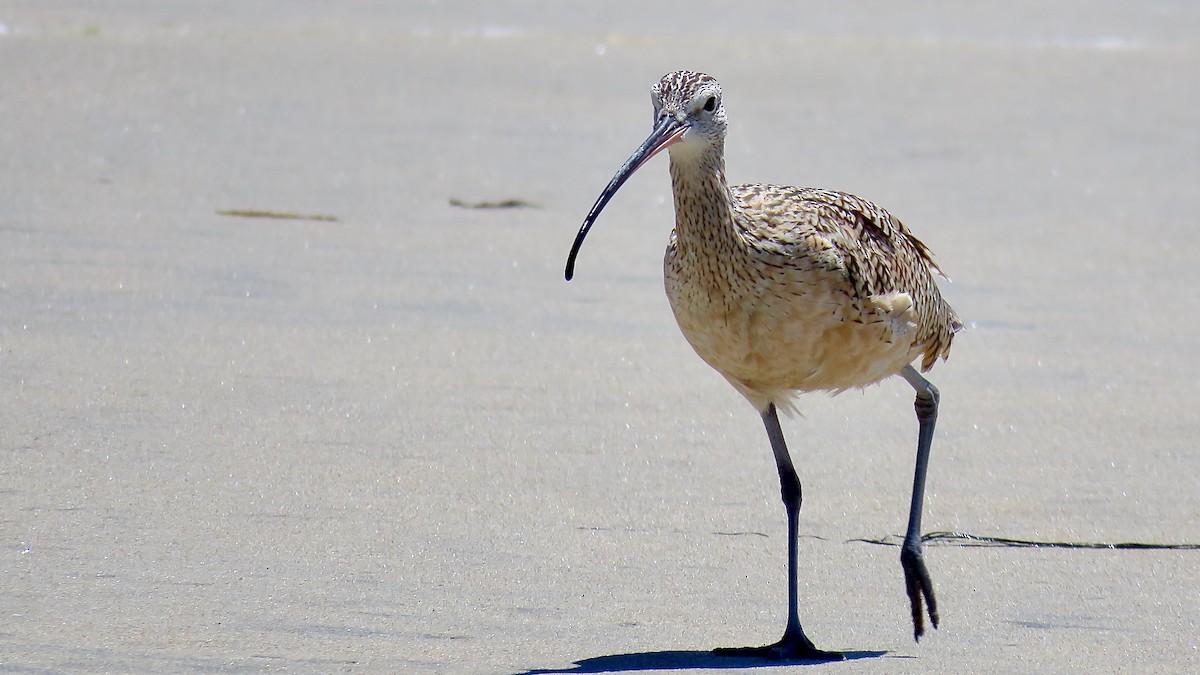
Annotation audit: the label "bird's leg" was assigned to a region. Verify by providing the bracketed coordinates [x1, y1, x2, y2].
[714, 403, 843, 661]
[899, 365, 941, 641]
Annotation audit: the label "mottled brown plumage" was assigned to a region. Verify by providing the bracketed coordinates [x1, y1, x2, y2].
[668, 179, 961, 412]
[566, 70, 961, 659]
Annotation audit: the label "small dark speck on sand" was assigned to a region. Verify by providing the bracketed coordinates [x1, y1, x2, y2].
[450, 197, 539, 209]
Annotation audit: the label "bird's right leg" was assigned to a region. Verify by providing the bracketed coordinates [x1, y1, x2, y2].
[899, 365, 941, 641]
[713, 403, 843, 661]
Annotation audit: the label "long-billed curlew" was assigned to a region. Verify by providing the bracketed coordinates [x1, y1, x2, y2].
[564, 71, 962, 660]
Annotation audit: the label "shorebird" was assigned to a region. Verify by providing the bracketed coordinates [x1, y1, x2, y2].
[565, 71, 962, 660]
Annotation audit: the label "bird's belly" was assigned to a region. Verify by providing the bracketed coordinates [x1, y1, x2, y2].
[666, 273, 918, 403]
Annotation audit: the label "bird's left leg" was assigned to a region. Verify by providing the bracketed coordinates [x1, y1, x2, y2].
[714, 403, 842, 661]
[899, 365, 941, 641]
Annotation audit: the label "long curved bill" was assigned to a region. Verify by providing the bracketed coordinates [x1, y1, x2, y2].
[564, 115, 688, 280]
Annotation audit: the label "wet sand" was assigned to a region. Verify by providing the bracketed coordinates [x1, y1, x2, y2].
[2, 1, 1198, 672]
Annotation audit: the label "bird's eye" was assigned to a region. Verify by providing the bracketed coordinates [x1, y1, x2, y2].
[703, 96, 717, 112]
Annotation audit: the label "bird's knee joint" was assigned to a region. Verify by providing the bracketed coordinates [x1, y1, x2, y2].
[779, 473, 802, 509]
[914, 386, 939, 418]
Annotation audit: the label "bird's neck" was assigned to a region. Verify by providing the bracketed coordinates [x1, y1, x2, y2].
[668, 147, 739, 249]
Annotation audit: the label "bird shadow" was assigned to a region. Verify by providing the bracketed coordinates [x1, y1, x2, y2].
[513, 648, 890, 674]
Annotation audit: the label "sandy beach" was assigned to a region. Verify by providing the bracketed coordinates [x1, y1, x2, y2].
[2, 1, 1198, 672]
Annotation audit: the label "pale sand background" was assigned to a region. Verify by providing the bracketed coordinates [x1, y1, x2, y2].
[2, 2, 1198, 673]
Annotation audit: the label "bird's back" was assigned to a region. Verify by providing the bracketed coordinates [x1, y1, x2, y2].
[665, 183, 961, 411]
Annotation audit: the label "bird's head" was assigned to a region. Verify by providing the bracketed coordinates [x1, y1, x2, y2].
[565, 71, 726, 280]
[650, 70, 727, 159]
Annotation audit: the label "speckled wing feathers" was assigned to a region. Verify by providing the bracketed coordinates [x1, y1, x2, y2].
[732, 184, 961, 372]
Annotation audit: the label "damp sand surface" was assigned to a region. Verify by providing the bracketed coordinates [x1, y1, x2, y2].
[2, 2, 1198, 672]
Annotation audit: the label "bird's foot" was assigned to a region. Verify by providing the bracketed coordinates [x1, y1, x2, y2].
[714, 630, 844, 662]
[901, 543, 940, 641]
